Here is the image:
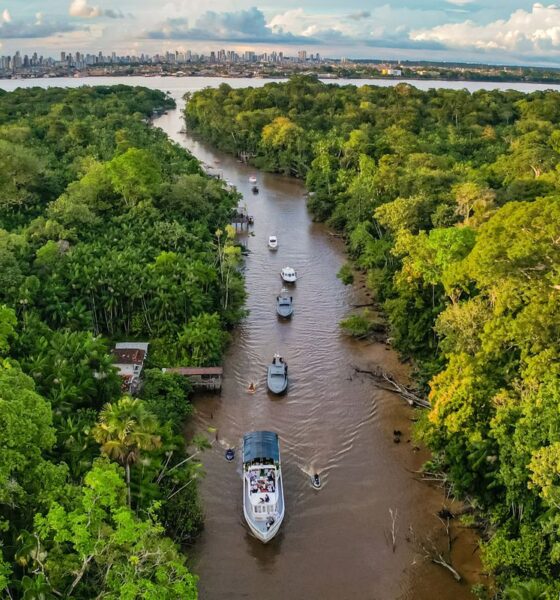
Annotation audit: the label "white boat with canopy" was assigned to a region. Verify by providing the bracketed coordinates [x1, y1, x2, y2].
[243, 431, 285, 543]
[280, 266, 297, 283]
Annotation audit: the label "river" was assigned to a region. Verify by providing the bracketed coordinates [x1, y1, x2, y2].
[0, 76, 496, 599]
[154, 96, 483, 599]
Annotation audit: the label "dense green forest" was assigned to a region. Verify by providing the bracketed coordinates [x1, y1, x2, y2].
[0, 85, 245, 598]
[186, 76, 560, 597]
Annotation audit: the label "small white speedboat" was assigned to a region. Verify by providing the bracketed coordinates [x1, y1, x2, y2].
[268, 235, 278, 250]
[280, 266, 297, 283]
[243, 431, 285, 543]
[249, 175, 257, 183]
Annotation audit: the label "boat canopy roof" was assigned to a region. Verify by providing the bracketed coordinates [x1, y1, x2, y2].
[243, 431, 279, 463]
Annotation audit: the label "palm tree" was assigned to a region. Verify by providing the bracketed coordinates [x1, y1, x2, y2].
[504, 580, 547, 600]
[92, 397, 161, 507]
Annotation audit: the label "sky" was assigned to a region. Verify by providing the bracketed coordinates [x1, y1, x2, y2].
[1, 1, 560, 66]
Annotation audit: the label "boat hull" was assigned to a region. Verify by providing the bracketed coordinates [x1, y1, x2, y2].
[280, 275, 296, 283]
[276, 306, 293, 318]
[267, 368, 288, 394]
[243, 503, 284, 543]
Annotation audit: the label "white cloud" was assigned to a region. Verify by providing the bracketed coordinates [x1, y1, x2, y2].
[69, 0, 125, 19]
[69, 0, 102, 18]
[411, 3, 560, 53]
[2, 8, 11, 23]
[268, 8, 359, 39]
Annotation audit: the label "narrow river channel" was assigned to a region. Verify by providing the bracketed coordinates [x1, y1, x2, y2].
[156, 99, 480, 600]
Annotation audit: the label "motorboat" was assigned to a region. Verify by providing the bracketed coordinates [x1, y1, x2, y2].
[276, 290, 294, 318]
[280, 266, 297, 283]
[268, 235, 278, 250]
[243, 431, 285, 543]
[225, 449, 235, 461]
[267, 354, 288, 394]
[249, 175, 257, 183]
[312, 473, 321, 489]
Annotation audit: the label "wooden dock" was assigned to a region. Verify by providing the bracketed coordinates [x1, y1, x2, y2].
[163, 366, 223, 391]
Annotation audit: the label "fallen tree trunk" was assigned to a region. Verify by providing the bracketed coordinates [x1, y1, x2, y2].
[353, 366, 431, 409]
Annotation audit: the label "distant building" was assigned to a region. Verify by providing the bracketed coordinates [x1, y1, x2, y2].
[112, 342, 149, 393]
[382, 68, 402, 76]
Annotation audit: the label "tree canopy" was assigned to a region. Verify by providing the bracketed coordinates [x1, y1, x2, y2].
[0, 84, 246, 598]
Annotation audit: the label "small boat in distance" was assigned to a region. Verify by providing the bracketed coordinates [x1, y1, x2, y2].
[312, 473, 321, 489]
[276, 290, 293, 318]
[280, 266, 297, 283]
[249, 175, 257, 183]
[243, 431, 285, 543]
[252, 185, 259, 194]
[225, 449, 235, 461]
[267, 354, 288, 394]
[268, 235, 278, 250]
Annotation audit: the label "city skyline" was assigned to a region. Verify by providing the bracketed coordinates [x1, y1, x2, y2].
[0, 46, 325, 71]
[0, 1, 560, 67]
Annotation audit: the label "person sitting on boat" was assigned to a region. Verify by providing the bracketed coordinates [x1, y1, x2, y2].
[265, 494, 270, 503]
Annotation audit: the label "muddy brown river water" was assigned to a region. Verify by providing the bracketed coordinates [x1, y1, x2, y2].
[155, 99, 482, 600]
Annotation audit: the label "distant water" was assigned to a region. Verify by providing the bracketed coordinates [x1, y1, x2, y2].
[1, 74, 560, 95]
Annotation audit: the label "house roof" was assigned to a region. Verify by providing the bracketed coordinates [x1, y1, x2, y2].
[164, 367, 223, 376]
[115, 342, 149, 353]
[112, 348, 146, 365]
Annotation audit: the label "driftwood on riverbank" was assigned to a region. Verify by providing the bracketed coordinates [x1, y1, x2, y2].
[352, 366, 431, 409]
[408, 525, 463, 583]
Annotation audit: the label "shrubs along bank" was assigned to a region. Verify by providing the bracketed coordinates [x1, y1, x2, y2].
[0, 85, 245, 598]
[185, 76, 560, 597]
